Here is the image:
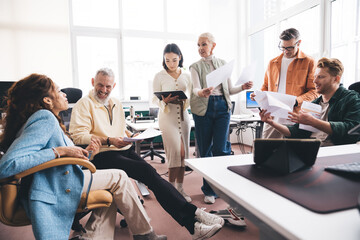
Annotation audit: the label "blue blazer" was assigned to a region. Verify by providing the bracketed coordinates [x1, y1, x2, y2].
[0, 110, 84, 240]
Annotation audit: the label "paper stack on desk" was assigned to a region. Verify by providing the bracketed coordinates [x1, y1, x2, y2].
[123, 127, 162, 142]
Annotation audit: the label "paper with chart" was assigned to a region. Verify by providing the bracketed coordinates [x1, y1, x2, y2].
[254, 90, 297, 121]
[236, 62, 257, 86]
[123, 127, 162, 142]
[206, 60, 234, 88]
[299, 101, 321, 132]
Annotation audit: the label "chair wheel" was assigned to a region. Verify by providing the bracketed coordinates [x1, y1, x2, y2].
[140, 199, 144, 205]
[161, 159, 165, 164]
[120, 219, 127, 228]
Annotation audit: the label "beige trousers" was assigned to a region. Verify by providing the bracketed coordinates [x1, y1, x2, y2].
[262, 122, 284, 139]
[81, 169, 152, 239]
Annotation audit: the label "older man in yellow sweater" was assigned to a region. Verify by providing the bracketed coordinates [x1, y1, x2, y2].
[69, 68, 225, 240]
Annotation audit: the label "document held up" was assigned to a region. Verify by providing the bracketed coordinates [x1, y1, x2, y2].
[254, 90, 297, 119]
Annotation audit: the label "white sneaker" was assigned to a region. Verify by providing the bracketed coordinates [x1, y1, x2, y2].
[192, 222, 222, 240]
[195, 208, 224, 226]
[204, 195, 215, 204]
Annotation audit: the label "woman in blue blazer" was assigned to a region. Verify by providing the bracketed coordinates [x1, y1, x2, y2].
[0, 74, 165, 240]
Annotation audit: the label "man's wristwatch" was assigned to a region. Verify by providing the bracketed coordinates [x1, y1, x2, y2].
[107, 137, 111, 147]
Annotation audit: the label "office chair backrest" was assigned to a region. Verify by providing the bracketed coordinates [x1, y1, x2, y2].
[60, 88, 82, 131]
[349, 82, 360, 94]
[61, 88, 82, 104]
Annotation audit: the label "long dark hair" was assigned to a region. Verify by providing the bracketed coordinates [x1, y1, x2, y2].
[0, 74, 66, 151]
[162, 43, 184, 70]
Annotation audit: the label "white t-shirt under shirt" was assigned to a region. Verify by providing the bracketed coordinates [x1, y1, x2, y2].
[278, 56, 295, 94]
[276, 56, 295, 124]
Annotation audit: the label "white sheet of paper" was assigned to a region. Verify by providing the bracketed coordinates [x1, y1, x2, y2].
[299, 101, 321, 132]
[206, 60, 234, 88]
[236, 62, 257, 85]
[254, 90, 296, 119]
[123, 127, 162, 142]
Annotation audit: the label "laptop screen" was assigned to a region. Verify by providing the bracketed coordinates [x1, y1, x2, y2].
[246, 91, 259, 109]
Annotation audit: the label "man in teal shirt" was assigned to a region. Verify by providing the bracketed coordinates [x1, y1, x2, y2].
[260, 57, 360, 146]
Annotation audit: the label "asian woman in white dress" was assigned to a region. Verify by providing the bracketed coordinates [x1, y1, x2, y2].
[152, 43, 192, 202]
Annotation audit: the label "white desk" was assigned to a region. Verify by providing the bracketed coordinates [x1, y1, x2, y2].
[186, 144, 360, 240]
[230, 115, 263, 138]
[127, 115, 262, 155]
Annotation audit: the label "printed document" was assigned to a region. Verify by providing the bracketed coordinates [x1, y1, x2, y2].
[299, 101, 321, 132]
[123, 127, 162, 142]
[236, 62, 257, 85]
[254, 90, 296, 119]
[206, 60, 234, 88]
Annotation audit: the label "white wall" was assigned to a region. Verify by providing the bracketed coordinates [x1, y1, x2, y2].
[0, 0, 72, 87]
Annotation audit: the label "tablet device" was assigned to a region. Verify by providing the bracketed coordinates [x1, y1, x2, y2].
[154, 91, 187, 100]
[253, 138, 321, 174]
[246, 91, 259, 109]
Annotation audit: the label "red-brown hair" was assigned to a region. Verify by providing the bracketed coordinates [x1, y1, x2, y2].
[0, 74, 66, 151]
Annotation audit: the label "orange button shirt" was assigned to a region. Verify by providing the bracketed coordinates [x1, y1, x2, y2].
[261, 50, 319, 111]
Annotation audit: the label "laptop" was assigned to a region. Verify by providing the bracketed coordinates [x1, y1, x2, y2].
[246, 91, 259, 109]
[253, 138, 321, 174]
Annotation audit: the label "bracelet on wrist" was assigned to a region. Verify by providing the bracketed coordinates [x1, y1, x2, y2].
[107, 137, 111, 147]
[52, 147, 60, 158]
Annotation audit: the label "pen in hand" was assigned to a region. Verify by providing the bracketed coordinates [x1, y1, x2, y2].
[88, 150, 93, 160]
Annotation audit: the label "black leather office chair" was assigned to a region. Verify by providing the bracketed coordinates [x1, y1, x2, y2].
[59, 88, 82, 131]
[349, 82, 360, 94]
[141, 107, 165, 163]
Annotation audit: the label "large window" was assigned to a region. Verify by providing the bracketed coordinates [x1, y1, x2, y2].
[249, 0, 322, 90]
[70, 0, 239, 101]
[249, 0, 360, 90]
[331, 0, 360, 87]
[0, 0, 72, 87]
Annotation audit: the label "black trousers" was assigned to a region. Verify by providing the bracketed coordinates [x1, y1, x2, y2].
[91, 147, 197, 234]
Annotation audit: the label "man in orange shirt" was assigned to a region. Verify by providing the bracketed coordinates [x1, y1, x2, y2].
[261, 28, 318, 138]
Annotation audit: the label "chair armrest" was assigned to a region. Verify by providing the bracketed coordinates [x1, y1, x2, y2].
[13, 157, 96, 180]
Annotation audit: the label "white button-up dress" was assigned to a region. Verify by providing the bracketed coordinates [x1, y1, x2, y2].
[152, 69, 191, 168]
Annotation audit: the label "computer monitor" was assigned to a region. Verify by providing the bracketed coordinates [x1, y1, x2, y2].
[246, 90, 259, 109]
[0, 81, 16, 113]
[149, 107, 159, 118]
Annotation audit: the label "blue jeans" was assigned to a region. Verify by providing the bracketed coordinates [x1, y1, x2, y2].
[193, 95, 231, 196]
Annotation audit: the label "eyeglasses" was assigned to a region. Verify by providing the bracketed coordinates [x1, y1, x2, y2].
[278, 41, 299, 51]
